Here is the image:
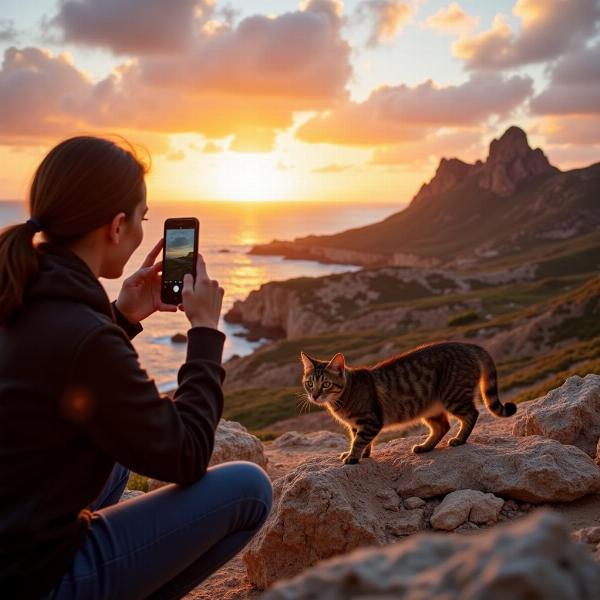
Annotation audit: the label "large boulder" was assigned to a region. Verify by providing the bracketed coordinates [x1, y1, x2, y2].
[388, 433, 600, 503]
[148, 419, 267, 491]
[513, 375, 600, 456]
[243, 432, 600, 588]
[260, 511, 600, 599]
[430, 489, 504, 531]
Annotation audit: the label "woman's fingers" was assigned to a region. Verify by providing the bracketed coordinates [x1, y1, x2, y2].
[140, 238, 164, 269]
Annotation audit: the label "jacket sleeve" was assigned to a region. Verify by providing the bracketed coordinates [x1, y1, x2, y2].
[110, 300, 144, 340]
[63, 323, 226, 484]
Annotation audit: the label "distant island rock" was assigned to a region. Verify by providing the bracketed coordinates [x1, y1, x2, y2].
[171, 332, 187, 343]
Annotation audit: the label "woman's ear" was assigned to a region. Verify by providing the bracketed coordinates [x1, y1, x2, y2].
[108, 211, 127, 244]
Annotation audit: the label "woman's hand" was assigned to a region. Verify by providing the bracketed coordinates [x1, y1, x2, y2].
[115, 238, 178, 324]
[179, 254, 224, 330]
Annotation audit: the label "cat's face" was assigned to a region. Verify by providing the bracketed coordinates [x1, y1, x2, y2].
[300, 352, 346, 405]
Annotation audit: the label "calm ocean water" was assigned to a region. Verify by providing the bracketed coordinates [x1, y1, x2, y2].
[0, 199, 397, 390]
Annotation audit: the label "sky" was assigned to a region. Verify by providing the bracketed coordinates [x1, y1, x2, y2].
[0, 0, 599, 203]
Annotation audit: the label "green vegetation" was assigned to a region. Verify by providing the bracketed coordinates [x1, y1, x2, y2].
[447, 310, 479, 327]
[223, 386, 303, 431]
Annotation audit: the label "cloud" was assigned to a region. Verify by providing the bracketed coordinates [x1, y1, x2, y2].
[276, 160, 294, 171]
[0, 20, 18, 42]
[454, 0, 600, 70]
[201, 141, 223, 153]
[0, 46, 91, 142]
[356, 0, 413, 46]
[0, 2, 351, 151]
[166, 149, 186, 161]
[425, 3, 478, 33]
[43, 0, 215, 55]
[312, 162, 353, 173]
[530, 41, 600, 115]
[370, 129, 484, 165]
[297, 74, 533, 145]
[534, 115, 600, 146]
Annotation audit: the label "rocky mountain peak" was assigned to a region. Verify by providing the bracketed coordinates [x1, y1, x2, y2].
[413, 157, 475, 202]
[478, 126, 558, 197]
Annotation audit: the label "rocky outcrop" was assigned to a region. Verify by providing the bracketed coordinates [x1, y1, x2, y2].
[148, 419, 267, 491]
[260, 511, 600, 599]
[413, 157, 476, 202]
[243, 431, 600, 587]
[430, 489, 504, 531]
[224, 265, 531, 343]
[513, 375, 600, 456]
[478, 126, 558, 197]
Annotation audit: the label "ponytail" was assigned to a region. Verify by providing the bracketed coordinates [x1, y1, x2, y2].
[0, 221, 40, 326]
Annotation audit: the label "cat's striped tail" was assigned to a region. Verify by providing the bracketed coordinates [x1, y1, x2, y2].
[474, 346, 516, 418]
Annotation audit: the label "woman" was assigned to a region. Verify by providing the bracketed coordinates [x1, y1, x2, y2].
[0, 136, 273, 599]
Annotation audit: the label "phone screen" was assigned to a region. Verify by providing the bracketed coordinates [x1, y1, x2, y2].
[161, 218, 199, 305]
[164, 228, 195, 280]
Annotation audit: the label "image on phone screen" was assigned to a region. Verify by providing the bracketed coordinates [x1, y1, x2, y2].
[164, 228, 195, 280]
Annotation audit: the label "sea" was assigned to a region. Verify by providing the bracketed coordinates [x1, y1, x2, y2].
[0, 199, 397, 391]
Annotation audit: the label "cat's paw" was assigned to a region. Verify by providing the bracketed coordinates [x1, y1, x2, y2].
[411, 444, 432, 454]
[339, 451, 350, 460]
[343, 456, 360, 465]
[448, 437, 466, 447]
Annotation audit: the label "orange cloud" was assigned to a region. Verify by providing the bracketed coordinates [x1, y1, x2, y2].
[297, 74, 533, 145]
[425, 3, 478, 33]
[454, 0, 600, 70]
[312, 163, 353, 173]
[0, 1, 352, 151]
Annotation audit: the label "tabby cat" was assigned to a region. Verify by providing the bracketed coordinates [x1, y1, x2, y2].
[300, 342, 516, 465]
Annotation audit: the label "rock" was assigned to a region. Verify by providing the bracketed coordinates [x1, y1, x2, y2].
[119, 489, 145, 502]
[478, 126, 557, 197]
[513, 374, 600, 456]
[260, 511, 600, 599]
[413, 158, 475, 202]
[386, 509, 425, 536]
[597, 438, 600, 466]
[243, 431, 600, 588]
[387, 432, 600, 503]
[270, 430, 348, 450]
[404, 496, 425, 510]
[243, 455, 427, 589]
[572, 526, 600, 546]
[170, 332, 187, 343]
[148, 419, 267, 491]
[430, 489, 504, 531]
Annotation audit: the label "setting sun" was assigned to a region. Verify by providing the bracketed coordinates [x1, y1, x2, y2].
[210, 153, 290, 202]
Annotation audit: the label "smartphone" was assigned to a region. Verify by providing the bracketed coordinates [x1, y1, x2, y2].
[160, 217, 200, 305]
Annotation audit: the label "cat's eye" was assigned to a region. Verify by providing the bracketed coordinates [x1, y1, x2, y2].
[306, 380, 313, 388]
[322, 381, 331, 389]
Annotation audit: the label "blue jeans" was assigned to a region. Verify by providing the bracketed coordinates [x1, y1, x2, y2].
[41, 460, 273, 600]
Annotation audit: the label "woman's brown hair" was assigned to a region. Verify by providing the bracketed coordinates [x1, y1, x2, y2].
[0, 134, 150, 326]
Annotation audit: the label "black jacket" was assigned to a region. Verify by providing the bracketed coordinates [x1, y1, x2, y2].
[0, 241, 226, 599]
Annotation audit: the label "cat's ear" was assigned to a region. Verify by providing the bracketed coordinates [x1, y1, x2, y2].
[300, 351, 315, 371]
[327, 353, 345, 374]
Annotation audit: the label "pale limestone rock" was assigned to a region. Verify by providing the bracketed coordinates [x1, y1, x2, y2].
[148, 419, 267, 491]
[243, 431, 600, 587]
[260, 511, 600, 599]
[513, 375, 600, 456]
[430, 489, 504, 531]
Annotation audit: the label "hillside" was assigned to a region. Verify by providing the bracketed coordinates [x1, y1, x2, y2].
[250, 127, 600, 269]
